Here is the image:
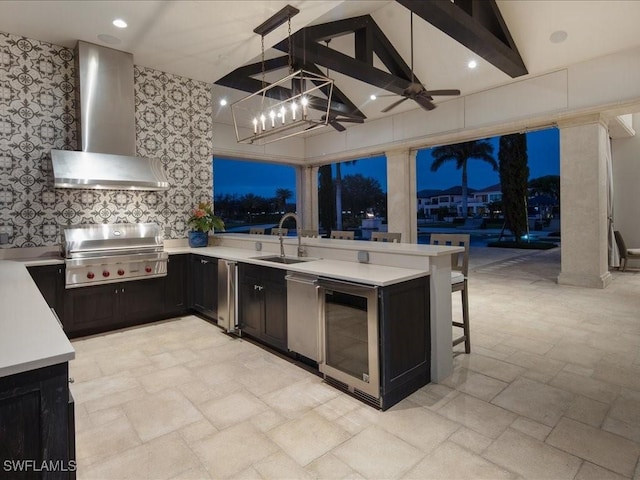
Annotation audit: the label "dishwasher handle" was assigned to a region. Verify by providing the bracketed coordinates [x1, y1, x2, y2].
[316, 277, 378, 297]
[285, 274, 317, 286]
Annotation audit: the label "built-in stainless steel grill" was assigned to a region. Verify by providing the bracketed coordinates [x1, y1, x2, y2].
[62, 223, 168, 288]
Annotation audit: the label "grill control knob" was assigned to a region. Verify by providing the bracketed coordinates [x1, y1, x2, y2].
[117, 269, 125, 276]
[145, 266, 152, 273]
[87, 272, 95, 279]
[102, 271, 110, 278]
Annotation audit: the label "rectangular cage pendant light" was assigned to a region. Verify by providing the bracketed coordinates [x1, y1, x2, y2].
[232, 69, 334, 145]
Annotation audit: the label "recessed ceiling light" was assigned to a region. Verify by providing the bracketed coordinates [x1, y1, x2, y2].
[112, 19, 128, 29]
[219, 99, 227, 106]
[467, 60, 477, 69]
[550, 30, 568, 44]
[370, 94, 377, 101]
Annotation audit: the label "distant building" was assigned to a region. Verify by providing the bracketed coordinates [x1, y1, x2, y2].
[418, 183, 559, 221]
[417, 186, 479, 218]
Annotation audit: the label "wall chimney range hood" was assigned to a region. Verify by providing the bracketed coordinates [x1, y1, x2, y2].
[51, 41, 169, 191]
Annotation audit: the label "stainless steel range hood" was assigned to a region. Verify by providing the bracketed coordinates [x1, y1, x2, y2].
[51, 41, 169, 191]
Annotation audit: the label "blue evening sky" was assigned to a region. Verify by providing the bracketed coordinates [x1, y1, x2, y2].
[213, 128, 559, 196]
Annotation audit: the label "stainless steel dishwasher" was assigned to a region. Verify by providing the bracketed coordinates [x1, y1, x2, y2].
[285, 273, 319, 361]
[217, 260, 238, 334]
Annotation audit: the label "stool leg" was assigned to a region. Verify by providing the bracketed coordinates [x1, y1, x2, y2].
[462, 283, 470, 353]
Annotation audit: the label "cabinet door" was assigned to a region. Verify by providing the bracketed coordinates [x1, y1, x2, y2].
[28, 264, 64, 322]
[65, 284, 118, 335]
[238, 264, 287, 350]
[190, 255, 217, 318]
[263, 277, 287, 350]
[238, 272, 262, 338]
[165, 254, 188, 314]
[119, 278, 164, 324]
[0, 363, 71, 479]
[379, 276, 430, 407]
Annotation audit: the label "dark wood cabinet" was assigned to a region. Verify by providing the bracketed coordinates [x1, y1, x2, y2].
[64, 278, 164, 338]
[0, 362, 75, 479]
[28, 264, 65, 325]
[164, 254, 188, 315]
[189, 255, 217, 319]
[238, 264, 287, 350]
[379, 276, 431, 409]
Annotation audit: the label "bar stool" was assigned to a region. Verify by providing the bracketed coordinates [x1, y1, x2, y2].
[299, 229, 319, 238]
[430, 233, 470, 353]
[371, 232, 401, 243]
[271, 228, 288, 236]
[249, 227, 265, 235]
[330, 230, 354, 240]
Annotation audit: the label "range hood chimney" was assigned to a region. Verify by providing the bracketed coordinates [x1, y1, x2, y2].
[51, 41, 169, 191]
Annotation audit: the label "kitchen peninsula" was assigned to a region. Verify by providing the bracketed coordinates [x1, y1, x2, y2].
[186, 233, 463, 384]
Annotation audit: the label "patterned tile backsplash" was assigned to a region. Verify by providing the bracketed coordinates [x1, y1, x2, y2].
[0, 32, 213, 248]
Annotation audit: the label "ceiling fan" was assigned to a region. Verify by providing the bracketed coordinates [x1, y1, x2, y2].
[322, 114, 364, 132]
[380, 11, 461, 114]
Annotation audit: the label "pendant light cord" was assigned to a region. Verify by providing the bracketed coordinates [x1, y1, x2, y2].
[261, 34, 265, 89]
[288, 15, 293, 74]
[410, 12, 414, 83]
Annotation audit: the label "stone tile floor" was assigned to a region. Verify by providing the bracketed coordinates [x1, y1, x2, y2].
[70, 247, 640, 479]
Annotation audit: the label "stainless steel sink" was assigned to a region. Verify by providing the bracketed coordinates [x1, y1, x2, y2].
[252, 255, 317, 265]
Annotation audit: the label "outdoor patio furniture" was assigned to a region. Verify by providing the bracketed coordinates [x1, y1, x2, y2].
[271, 228, 288, 236]
[614, 230, 640, 271]
[330, 230, 354, 240]
[249, 227, 265, 235]
[371, 232, 402, 243]
[430, 233, 470, 354]
[299, 229, 319, 238]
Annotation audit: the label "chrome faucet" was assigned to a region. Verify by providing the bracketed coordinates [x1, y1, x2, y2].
[278, 212, 304, 258]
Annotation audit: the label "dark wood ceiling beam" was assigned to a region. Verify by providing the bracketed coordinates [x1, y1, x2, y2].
[217, 69, 359, 118]
[369, 21, 414, 81]
[397, 0, 527, 78]
[297, 15, 372, 43]
[215, 76, 293, 102]
[216, 56, 290, 84]
[275, 34, 410, 95]
[355, 27, 373, 65]
[303, 63, 365, 118]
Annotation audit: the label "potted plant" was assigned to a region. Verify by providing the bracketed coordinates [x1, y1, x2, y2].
[187, 201, 225, 247]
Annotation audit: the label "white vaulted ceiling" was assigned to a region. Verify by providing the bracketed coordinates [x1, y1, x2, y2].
[1, 0, 639, 127]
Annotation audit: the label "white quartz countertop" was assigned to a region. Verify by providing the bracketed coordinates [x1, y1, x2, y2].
[166, 246, 429, 286]
[0, 260, 75, 378]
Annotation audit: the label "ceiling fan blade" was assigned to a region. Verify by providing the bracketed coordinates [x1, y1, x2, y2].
[423, 89, 461, 96]
[414, 95, 436, 111]
[330, 121, 346, 132]
[381, 97, 409, 113]
[336, 117, 364, 124]
[376, 94, 398, 98]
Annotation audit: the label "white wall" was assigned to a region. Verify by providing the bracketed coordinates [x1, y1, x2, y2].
[612, 113, 640, 246]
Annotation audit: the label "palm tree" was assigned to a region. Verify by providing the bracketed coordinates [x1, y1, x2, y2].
[431, 140, 497, 217]
[275, 188, 292, 212]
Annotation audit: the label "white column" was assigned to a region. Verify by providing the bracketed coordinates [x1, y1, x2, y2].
[296, 165, 318, 230]
[557, 115, 612, 288]
[429, 254, 454, 382]
[386, 148, 418, 243]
